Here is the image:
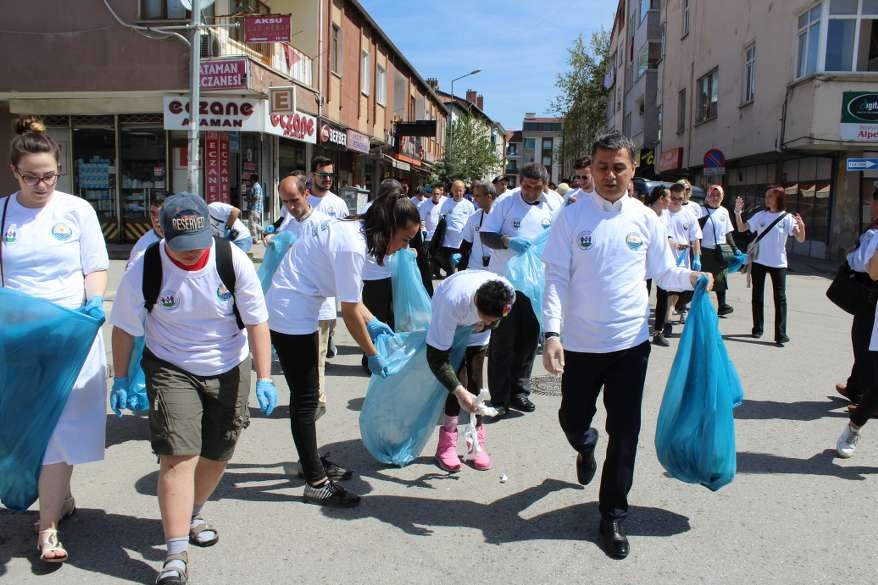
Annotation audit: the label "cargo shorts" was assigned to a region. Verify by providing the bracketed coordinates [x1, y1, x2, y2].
[142, 349, 251, 461]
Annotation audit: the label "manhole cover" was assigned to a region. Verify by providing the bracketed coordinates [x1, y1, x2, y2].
[530, 375, 562, 397]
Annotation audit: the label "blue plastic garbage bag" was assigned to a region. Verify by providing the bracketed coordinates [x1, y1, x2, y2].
[360, 326, 472, 466]
[654, 277, 744, 492]
[507, 229, 551, 330]
[257, 230, 298, 293]
[726, 250, 748, 274]
[0, 288, 102, 510]
[126, 335, 149, 412]
[389, 251, 432, 332]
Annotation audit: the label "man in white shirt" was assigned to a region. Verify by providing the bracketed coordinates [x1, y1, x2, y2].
[460, 181, 496, 270]
[435, 179, 476, 276]
[480, 162, 564, 416]
[127, 194, 165, 269]
[492, 176, 510, 201]
[419, 182, 447, 279]
[565, 157, 594, 205]
[541, 131, 711, 560]
[307, 157, 348, 358]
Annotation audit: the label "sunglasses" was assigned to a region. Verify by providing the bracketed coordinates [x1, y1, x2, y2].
[573, 174, 591, 180]
[313, 172, 334, 178]
[16, 168, 61, 187]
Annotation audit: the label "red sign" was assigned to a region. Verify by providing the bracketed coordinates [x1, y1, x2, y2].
[657, 148, 683, 173]
[268, 111, 317, 144]
[205, 133, 230, 204]
[200, 58, 248, 91]
[243, 14, 291, 43]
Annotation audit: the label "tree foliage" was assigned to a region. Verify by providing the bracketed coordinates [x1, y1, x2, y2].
[551, 29, 611, 164]
[440, 113, 503, 182]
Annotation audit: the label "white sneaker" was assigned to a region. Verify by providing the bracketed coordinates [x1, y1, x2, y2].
[836, 424, 861, 458]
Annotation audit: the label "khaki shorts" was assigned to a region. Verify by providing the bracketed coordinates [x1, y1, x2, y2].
[142, 349, 251, 461]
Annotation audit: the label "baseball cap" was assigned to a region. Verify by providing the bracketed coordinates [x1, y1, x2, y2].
[492, 175, 508, 184]
[160, 193, 213, 252]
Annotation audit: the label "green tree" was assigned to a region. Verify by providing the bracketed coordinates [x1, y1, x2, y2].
[551, 29, 611, 166]
[440, 113, 502, 182]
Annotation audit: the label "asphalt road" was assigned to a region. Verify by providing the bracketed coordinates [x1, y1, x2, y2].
[2, 257, 876, 585]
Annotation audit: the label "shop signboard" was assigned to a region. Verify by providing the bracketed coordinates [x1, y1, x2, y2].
[163, 96, 266, 132]
[243, 14, 291, 43]
[269, 87, 296, 114]
[657, 147, 683, 173]
[265, 111, 317, 144]
[205, 132, 231, 204]
[318, 120, 348, 148]
[347, 129, 370, 154]
[200, 58, 248, 91]
[841, 92, 878, 141]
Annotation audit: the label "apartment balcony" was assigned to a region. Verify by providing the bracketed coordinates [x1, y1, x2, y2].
[208, 16, 313, 88]
[783, 74, 878, 149]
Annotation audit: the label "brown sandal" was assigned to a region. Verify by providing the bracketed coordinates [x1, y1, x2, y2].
[37, 528, 68, 564]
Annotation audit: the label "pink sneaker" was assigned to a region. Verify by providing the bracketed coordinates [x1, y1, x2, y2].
[435, 421, 461, 472]
[465, 424, 492, 471]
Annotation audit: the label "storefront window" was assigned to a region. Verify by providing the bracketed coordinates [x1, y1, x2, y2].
[120, 126, 167, 233]
[73, 127, 116, 224]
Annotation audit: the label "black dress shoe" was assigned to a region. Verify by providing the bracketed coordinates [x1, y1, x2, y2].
[776, 334, 790, 345]
[509, 394, 535, 412]
[752, 330, 763, 339]
[599, 517, 629, 559]
[576, 446, 597, 485]
[717, 304, 734, 316]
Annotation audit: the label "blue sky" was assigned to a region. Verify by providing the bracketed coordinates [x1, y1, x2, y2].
[358, 0, 615, 131]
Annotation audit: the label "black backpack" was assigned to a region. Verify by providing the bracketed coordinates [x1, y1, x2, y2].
[142, 236, 244, 330]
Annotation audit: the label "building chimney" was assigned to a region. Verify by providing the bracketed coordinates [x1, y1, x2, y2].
[525, 112, 536, 119]
[426, 77, 439, 91]
[466, 89, 478, 104]
[476, 94, 484, 110]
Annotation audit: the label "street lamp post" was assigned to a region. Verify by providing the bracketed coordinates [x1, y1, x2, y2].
[448, 69, 481, 175]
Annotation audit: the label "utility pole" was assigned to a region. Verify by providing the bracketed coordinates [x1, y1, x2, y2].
[188, 0, 202, 197]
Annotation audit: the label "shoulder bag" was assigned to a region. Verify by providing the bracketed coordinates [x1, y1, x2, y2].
[741, 211, 788, 277]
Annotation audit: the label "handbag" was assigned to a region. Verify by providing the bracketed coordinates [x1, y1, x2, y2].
[826, 261, 878, 315]
[704, 208, 737, 269]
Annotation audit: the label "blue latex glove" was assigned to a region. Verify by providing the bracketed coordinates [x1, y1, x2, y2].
[366, 318, 394, 342]
[367, 354, 390, 378]
[80, 296, 105, 321]
[450, 252, 462, 266]
[110, 376, 128, 418]
[508, 237, 533, 254]
[692, 255, 702, 271]
[127, 389, 149, 412]
[263, 224, 275, 234]
[256, 379, 278, 416]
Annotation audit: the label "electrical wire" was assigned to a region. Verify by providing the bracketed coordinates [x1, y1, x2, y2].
[102, 0, 191, 47]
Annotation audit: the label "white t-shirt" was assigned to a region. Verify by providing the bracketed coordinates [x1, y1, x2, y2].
[2, 191, 109, 309]
[280, 208, 338, 320]
[309, 190, 350, 219]
[701, 206, 734, 249]
[461, 208, 493, 270]
[127, 229, 161, 269]
[848, 228, 878, 272]
[682, 200, 703, 221]
[426, 270, 512, 351]
[360, 199, 394, 281]
[495, 188, 512, 203]
[111, 240, 268, 376]
[439, 197, 476, 248]
[748, 210, 797, 268]
[481, 188, 564, 277]
[419, 196, 446, 241]
[666, 208, 703, 269]
[267, 219, 367, 334]
[542, 191, 693, 353]
[208, 202, 250, 243]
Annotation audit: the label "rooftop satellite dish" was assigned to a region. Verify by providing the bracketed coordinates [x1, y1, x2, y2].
[179, 0, 215, 10]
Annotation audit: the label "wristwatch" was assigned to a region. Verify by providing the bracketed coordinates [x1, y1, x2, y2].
[544, 331, 561, 342]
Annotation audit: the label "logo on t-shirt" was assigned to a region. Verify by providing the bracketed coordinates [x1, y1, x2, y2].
[216, 284, 233, 302]
[159, 290, 179, 310]
[512, 219, 521, 229]
[51, 222, 73, 241]
[578, 230, 593, 250]
[3, 225, 16, 243]
[541, 217, 552, 229]
[625, 232, 644, 251]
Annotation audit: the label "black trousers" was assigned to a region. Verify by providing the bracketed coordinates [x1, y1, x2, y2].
[851, 350, 878, 427]
[411, 230, 434, 296]
[559, 341, 651, 520]
[270, 329, 324, 484]
[653, 287, 669, 332]
[362, 277, 395, 328]
[846, 304, 876, 401]
[487, 292, 540, 406]
[750, 263, 787, 339]
[445, 345, 487, 417]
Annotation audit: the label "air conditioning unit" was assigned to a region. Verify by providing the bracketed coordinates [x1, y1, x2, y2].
[199, 28, 223, 59]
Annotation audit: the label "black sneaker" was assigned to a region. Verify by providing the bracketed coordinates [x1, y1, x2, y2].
[662, 323, 673, 337]
[776, 335, 790, 346]
[717, 304, 734, 316]
[652, 333, 669, 347]
[303, 480, 361, 507]
[298, 456, 353, 481]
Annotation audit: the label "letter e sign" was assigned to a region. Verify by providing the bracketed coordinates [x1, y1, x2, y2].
[270, 88, 295, 114]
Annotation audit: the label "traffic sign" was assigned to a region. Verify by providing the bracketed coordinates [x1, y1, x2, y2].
[703, 148, 726, 168]
[846, 157, 878, 171]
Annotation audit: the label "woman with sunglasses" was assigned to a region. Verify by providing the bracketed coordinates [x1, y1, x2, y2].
[428, 271, 516, 472]
[2, 116, 109, 563]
